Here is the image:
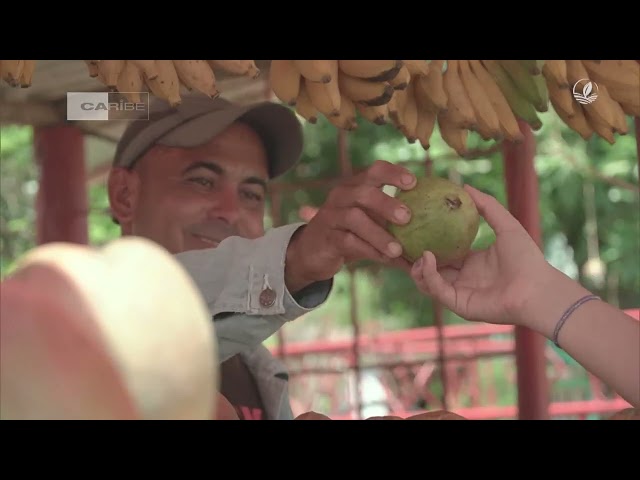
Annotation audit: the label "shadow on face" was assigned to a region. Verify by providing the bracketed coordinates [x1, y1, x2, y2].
[108, 122, 270, 254]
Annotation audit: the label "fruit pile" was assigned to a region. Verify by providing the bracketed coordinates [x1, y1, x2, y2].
[270, 60, 640, 155]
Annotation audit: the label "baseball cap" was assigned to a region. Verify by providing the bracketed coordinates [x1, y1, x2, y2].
[112, 93, 304, 179]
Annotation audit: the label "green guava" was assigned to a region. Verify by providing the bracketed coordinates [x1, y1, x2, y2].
[388, 176, 480, 266]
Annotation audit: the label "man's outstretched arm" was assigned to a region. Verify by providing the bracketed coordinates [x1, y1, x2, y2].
[175, 223, 332, 362]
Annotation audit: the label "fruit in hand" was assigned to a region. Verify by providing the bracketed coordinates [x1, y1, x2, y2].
[388, 176, 480, 266]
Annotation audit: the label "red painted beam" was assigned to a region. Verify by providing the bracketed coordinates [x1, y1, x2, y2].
[34, 125, 88, 245]
[502, 121, 550, 420]
[273, 309, 638, 357]
[271, 324, 514, 357]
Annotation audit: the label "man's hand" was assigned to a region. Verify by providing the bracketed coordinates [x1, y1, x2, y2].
[285, 160, 417, 293]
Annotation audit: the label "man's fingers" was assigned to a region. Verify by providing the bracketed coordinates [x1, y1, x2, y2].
[328, 230, 390, 265]
[330, 185, 412, 227]
[346, 160, 417, 191]
[332, 206, 404, 259]
[410, 251, 457, 310]
[464, 185, 523, 235]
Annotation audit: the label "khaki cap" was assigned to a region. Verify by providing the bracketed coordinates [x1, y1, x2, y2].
[113, 93, 304, 178]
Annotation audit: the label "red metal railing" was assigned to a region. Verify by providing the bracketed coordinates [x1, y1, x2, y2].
[272, 309, 638, 419]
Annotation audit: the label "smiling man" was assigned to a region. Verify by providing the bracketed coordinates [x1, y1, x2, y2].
[107, 93, 416, 420]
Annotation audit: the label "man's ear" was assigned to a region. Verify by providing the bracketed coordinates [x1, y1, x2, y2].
[107, 167, 139, 225]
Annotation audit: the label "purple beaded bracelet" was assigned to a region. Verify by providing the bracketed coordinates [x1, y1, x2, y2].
[552, 294, 600, 348]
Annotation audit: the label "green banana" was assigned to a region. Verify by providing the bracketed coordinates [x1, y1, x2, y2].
[519, 60, 545, 75]
[482, 60, 543, 130]
[498, 60, 549, 113]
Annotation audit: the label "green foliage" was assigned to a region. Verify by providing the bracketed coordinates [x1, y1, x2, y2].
[0, 125, 36, 277]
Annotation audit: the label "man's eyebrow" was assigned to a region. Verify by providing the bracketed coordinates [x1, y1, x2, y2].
[243, 176, 268, 192]
[181, 161, 224, 176]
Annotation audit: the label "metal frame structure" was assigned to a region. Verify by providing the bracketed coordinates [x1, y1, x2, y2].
[1, 60, 638, 420]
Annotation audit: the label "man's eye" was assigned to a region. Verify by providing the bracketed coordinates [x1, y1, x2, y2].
[242, 190, 263, 202]
[189, 177, 214, 188]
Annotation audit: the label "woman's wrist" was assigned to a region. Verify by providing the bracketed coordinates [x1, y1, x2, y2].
[516, 264, 594, 340]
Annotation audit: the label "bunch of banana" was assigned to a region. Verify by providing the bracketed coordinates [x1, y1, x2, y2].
[428, 60, 535, 157]
[546, 60, 638, 144]
[268, 60, 434, 133]
[0, 60, 37, 88]
[84, 60, 261, 107]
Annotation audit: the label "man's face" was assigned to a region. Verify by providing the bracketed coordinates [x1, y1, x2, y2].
[108, 122, 269, 254]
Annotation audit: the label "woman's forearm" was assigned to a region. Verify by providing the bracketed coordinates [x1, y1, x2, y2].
[519, 266, 640, 408]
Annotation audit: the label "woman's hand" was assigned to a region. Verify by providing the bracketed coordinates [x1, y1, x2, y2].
[410, 184, 552, 326]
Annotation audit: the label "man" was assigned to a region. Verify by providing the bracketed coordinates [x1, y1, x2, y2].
[107, 93, 416, 420]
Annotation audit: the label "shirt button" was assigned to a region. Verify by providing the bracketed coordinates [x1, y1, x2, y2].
[259, 287, 276, 308]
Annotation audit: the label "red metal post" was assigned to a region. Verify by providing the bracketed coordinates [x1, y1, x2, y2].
[34, 125, 88, 245]
[502, 121, 550, 420]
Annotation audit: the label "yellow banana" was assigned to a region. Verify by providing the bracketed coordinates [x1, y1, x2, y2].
[565, 60, 614, 130]
[599, 85, 629, 135]
[403, 60, 430, 77]
[269, 60, 301, 106]
[582, 105, 615, 144]
[546, 76, 575, 118]
[542, 60, 569, 88]
[357, 103, 388, 125]
[305, 79, 341, 117]
[116, 62, 144, 103]
[293, 60, 334, 83]
[389, 64, 410, 90]
[173, 60, 219, 98]
[618, 99, 640, 117]
[386, 93, 399, 125]
[390, 89, 407, 131]
[146, 60, 182, 107]
[414, 61, 448, 113]
[128, 61, 159, 80]
[19, 60, 36, 87]
[294, 82, 318, 124]
[438, 110, 469, 158]
[337, 60, 402, 82]
[208, 60, 260, 79]
[498, 60, 548, 112]
[582, 60, 640, 94]
[583, 60, 640, 114]
[328, 94, 357, 130]
[415, 106, 437, 150]
[1, 60, 25, 87]
[468, 60, 523, 143]
[338, 73, 394, 106]
[401, 80, 419, 141]
[84, 60, 100, 78]
[459, 59, 502, 140]
[98, 60, 125, 88]
[550, 95, 594, 141]
[442, 60, 477, 129]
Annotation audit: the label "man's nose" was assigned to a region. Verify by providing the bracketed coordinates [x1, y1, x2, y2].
[207, 184, 240, 224]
